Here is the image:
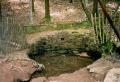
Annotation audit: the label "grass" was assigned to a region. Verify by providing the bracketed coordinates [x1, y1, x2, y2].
[26, 20, 91, 34]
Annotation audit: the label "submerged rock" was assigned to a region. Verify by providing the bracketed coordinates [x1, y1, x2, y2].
[74, 51, 90, 58]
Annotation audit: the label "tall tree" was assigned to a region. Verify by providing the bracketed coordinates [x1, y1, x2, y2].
[45, 0, 50, 22]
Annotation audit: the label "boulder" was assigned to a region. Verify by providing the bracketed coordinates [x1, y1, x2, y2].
[87, 59, 113, 74]
[87, 59, 113, 81]
[0, 57, 44, 82]
[87, 58, 120, 81]
[104, 68, 120, 82]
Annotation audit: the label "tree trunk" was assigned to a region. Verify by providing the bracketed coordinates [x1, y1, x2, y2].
[45, 0, 50, 22]
[32, 0, 35, 13]
[98, 0, 120, 40]
[69, 0, 73, 3]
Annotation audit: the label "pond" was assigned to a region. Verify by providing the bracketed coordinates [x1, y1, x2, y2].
[28, 31, 99, 78]
[31, 53, 94, 77]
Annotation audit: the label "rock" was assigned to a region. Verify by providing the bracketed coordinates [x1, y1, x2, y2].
[104, 68, 120, 82]
[77, 52, 90, 57]
[30, 68, 97, 82]
[0, 57, 44, 82]
[30, 77, 47, 82]
[73, 51, 90, 57]
[87, 59, 113, 81]
[47, 68, 97, 82]
[86, 58, 120, 81]
[87, 59, 113, 74]
[37, 63, 45, 71]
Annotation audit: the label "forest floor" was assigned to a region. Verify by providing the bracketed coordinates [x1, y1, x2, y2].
[7, 0, 88, 24]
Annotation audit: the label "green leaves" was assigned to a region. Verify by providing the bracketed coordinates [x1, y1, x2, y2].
[100, 40, 113, 57]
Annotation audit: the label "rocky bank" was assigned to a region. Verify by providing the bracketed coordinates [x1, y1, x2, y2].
[30, 58, 120, 82]
[0, 50, 120, 82]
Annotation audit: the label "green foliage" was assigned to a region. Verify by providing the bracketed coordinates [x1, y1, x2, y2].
[115, 0, 120, 5]
[99, 40, 113, 57]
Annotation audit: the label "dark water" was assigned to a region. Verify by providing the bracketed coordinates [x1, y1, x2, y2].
[32, 53, 94, 77]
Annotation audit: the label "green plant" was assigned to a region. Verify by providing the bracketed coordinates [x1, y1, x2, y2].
[100, 40, 113, 57]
